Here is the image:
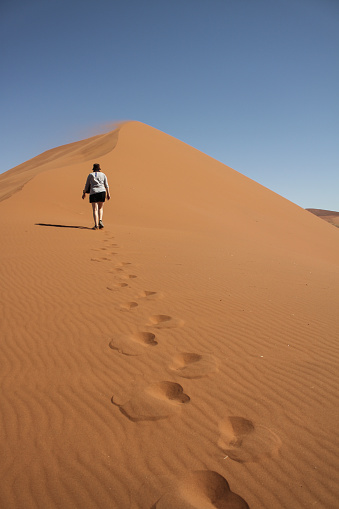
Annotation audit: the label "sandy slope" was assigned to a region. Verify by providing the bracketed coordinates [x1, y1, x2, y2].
[1, 121, 339, 509]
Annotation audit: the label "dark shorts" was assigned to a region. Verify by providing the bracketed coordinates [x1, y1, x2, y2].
[90, 191, 106, 203]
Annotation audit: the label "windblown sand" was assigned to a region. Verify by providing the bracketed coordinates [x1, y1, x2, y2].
[1, 122, 339, 508]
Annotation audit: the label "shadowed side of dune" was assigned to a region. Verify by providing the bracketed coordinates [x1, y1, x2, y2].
[0, 127, 121, 202]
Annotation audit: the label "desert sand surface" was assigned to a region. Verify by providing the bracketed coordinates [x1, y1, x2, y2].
[1, 121, 339, 509]
[306, 209, 339, 228]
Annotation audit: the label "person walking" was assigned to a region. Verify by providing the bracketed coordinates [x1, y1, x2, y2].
[82, 163, 110, 229]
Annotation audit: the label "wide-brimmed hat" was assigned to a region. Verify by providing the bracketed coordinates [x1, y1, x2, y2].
[93, 163, 101, 170]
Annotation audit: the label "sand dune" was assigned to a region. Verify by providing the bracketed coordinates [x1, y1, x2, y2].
[1, 121, 339, 508]
[306, 208, 339, 228]
[0, 130, 119, 203]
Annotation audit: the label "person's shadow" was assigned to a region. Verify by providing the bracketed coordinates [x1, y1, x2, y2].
[35, 223, 92, 230]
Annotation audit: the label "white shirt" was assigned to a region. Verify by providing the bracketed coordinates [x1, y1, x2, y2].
[84, 171, 109, 195]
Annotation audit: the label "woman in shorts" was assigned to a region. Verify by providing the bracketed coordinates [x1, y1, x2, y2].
[82, 163, 110, 229]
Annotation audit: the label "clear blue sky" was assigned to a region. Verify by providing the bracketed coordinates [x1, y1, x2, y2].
[1, 0, 338, 210]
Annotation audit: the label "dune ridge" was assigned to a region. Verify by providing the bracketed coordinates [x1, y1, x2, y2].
[0, 121, 339, 508]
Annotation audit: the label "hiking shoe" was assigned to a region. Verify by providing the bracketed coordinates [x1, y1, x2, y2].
[92, 225, 98, 230]
[99, 220, 104, 229]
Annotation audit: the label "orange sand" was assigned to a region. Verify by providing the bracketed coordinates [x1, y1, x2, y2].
[1, 121, 339, 508]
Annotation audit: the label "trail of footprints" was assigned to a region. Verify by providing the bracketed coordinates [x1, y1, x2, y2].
[92, 232, 281, 507]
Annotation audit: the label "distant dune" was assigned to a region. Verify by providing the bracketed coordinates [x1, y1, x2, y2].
[1, 121, 339, 509]
[306, 208, 339, 227]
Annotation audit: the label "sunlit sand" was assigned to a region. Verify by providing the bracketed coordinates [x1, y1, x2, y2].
[1, 121, 338, 508]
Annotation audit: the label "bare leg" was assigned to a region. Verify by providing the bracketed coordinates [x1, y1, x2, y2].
[92, 203, 99, 227]
[98, 202, 104, 222]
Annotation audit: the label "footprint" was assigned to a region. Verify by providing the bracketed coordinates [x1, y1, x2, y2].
[170, 352, 218, 379]
[151, 470, 249, 508]
[119, 301, 139, 311]
[139, 291, 163, 301]
[140, 290, 161, 299]
[90, 258, 102, 262]
[114, 262, 132, 269]
[112, 381, 190, 421]
[109, 332, 158, 356]
[218, 416, 281, 463]
[120, 274, 138, 280]
[106, 283, 129, 290]
[147, 315, 184, 329]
